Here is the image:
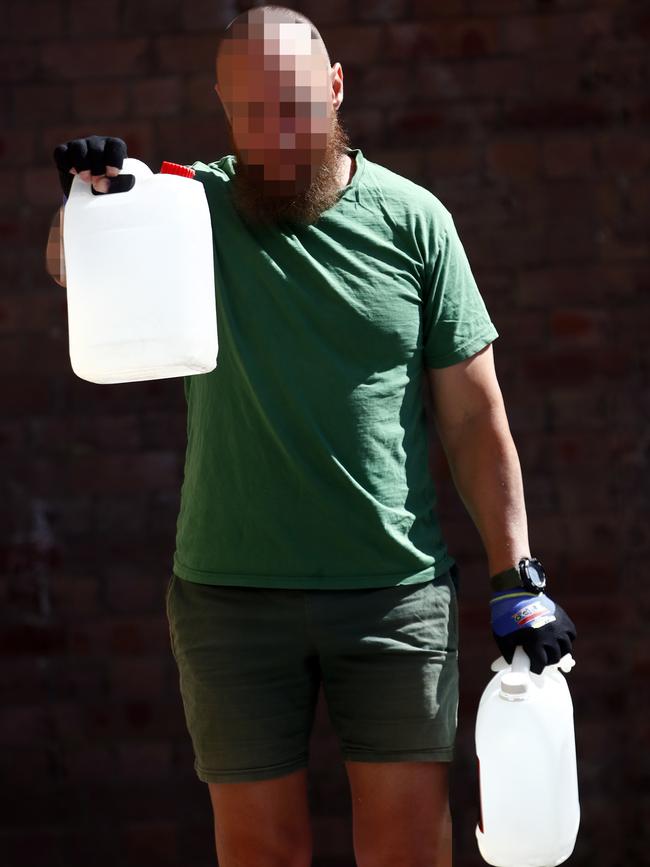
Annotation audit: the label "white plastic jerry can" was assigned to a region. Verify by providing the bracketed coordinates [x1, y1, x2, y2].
[63, 158, 218, 384]
[475, 646, 580, 867]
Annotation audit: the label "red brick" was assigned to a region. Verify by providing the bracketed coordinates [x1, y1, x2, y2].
[503, 10, 612, 56]
[356, 0, 409, 20]
[68, 451, 180, 494]
[0, 621, 67, 656]
[595, 130, 650, 175]
[122, 820, 178, 863]
[370, 148, 425, 182]
[523, 348, 631, 388]
[0, 170, 22, 207]
[108, 657, 166, 700]
[12, 85, 70, 126]
[485, 136, 541, 179]
[0, 746, 54, 786]
[0, 44, 40, 82]
[413, 0, 469, 18]
[155, 116, 230, 165]
[389, 107, 447, 136]
[504, 98, 608, 130]
[0, 130, 34, 168]
[470, 0, 528, 12]
[0, 658, 48, 704]
[188, 73, 219, 114]
[470, 57, 528, 99]
[318, 24, 384, 66]
[0, 331, 68, 379]
[542, 133, 595, 178]
[8, 0, 64, 38]
[68, 615, 170, 658]
[138, 410, 185, 449]
[549, 309, 603, 342]
[72, 414, 142, 450]
[0, 828, 70, 862]
[49, 659, 108, 703]
[24, 164, 61, 210]
[0, 705, 47, 746]
[181, 0, 235, 31]
[63, 742, 116, 782]
[122, 0, 181, 34]
[345, 107, 384, 141]
[529, 58, 583, 103]
[155, 33, 221, 73]
[69, 0, 120, 35]
[104, 572, 158, 614]
[424, 142, 478, 176]
[73, 81, 128, 121]
[115, 741, 172, 781]
[50, 574, 101, 618]
[519, 262, 637, 308]
[132, 77, 183, 117]
[386, 18, 500, 61]
[356, 64, 411, 108]
[489, 310, 543, 347]
[42, 39, 150, 80]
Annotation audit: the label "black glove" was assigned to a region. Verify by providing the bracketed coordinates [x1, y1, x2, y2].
[53, 135, 127, 198]
[490, 589, 577, 675]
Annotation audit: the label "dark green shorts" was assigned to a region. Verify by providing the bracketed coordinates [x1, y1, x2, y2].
[165, 565, 460, 784]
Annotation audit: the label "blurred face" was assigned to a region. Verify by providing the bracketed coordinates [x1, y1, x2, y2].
[215, 19, 350, 226]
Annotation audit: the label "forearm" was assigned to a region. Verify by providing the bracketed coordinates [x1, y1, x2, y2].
[46, 205, 66, 288]
[440, 406, 531, 579]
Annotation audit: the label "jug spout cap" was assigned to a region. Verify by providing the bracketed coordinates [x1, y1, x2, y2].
[160, 161, 196, 179]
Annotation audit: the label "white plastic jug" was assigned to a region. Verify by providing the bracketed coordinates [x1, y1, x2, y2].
[475, 646, 580, 867]
[63, 157, 218, 384]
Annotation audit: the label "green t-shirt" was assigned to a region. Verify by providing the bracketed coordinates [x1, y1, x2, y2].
[172, 147, 498, 589]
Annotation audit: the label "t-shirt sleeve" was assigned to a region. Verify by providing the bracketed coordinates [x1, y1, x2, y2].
[422, 209, 499, 368]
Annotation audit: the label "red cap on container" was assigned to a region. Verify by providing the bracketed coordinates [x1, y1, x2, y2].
[160, 161, 196, 179]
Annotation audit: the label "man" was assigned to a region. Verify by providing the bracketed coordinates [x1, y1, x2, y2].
[50, 6, 576, 866]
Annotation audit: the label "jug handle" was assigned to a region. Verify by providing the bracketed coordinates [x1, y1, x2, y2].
[68, 157, 153, 199]
[490, 651, 576, 675]
[510, 645, 531, 675]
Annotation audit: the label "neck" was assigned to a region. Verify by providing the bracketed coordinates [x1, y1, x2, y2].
[338, 152, 355, 189]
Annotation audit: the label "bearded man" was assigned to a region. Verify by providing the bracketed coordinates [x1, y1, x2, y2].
[50, 6, 577, 866]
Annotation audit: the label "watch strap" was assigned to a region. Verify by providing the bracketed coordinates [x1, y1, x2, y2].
[490, 565, 522, 592]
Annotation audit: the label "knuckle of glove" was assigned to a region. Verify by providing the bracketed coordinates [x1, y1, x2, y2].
[53, 135, 127, 195]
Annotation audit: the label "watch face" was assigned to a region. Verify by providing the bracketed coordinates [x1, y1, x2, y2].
[524, 560, 546, 590]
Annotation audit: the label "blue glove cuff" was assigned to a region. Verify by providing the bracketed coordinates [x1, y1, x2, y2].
[490, 590, 557, 637]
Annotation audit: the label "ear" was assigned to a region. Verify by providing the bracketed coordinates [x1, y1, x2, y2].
[330, 62, 344, 111]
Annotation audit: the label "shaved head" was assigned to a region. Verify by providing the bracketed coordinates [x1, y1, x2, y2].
[214, 5, 353, 227]
[216, 5, 332, 90]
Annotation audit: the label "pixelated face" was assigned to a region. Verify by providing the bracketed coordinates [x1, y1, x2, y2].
[216, 19, 341, 197]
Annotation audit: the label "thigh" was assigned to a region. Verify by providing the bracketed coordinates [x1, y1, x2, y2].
[166, 573, 320, 783]
[208, 768, 312, 867]
[345, 760, 452, 867]
[313, 569, 459, 762]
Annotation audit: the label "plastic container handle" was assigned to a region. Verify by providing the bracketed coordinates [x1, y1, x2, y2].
[510, 645, 531, 674]
[491, 652, 576, 674]
[68, 157, 153, 199]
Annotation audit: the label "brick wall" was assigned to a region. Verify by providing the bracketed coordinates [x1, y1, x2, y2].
[1, 1, 647, 865]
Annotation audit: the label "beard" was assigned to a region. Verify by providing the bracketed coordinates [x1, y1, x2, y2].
[229, 113, 351, 229]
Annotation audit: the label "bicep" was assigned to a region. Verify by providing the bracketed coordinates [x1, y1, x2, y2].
[426, 342, 505, 448]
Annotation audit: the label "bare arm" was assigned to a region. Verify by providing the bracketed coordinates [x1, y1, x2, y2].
[46, 205, 66, 288]
[426, 343, 531, 579]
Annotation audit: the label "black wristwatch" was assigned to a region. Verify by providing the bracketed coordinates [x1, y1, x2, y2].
[490, 556, 547, 593]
